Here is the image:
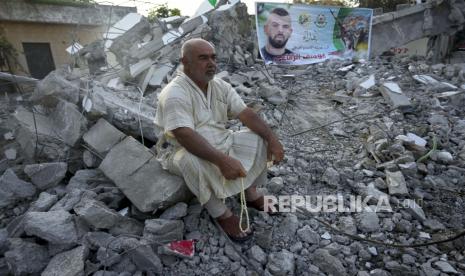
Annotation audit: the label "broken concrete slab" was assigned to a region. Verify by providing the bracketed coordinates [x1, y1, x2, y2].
[73, 197, 121, 230]
[99, 136, 191, 212]
[24, 162, 67, 190]
[149, 64, 173, 88]
[129, 58, 153, 78]
[380, 82, 412, 111]
[179, 15, 207, 34]
[51, 100, 88, 146]
[107, 13, 151, 63]
[403, 198, 426, 222]
[14, 106, 69, 160]
[41, 245, 89, 276]
[28, 192, 58, 212]
[128, 242, 163, 275]
[386, 170, 409, 196]
[23, 210, 78, 244]
[143, 219, 184, 244]
[312, 249, 348, 276]
[4, 238, 50, 275]
[91, 84, 159, 141]
[0, 169, 36, 208]
[83, 118, 126, 157]
[159, 202, 188, 220]
[31, 70, 81, 107]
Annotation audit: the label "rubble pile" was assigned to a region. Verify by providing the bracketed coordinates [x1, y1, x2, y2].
[0, 1, 465, 275]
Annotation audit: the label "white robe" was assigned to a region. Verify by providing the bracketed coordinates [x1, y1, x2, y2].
[154, 71, 267, 205]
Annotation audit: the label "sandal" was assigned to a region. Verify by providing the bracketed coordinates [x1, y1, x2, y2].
[246, 196, 279, 215]
[216, 214, 253, 242]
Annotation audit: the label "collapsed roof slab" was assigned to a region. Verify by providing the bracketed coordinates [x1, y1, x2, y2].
[371, 0, 465, 56]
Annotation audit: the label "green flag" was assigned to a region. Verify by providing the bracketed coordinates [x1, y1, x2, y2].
[208, 0, 217, 7]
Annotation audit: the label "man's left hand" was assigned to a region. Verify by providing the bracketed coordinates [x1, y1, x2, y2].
[267, 136, 284, 164]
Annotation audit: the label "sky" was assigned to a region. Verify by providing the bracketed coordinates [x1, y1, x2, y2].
[94, 0, 289, 17]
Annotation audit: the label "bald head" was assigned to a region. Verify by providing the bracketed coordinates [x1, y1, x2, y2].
[180, 38, 217, 90]
[181, 38, 215, 61]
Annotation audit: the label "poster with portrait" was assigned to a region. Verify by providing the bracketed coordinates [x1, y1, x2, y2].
[256, 2, 373, 65]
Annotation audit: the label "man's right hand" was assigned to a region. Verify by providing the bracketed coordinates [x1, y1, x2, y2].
[217, 155, 247, 180]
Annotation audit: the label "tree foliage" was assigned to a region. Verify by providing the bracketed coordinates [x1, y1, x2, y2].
[148, 4, 181, 21]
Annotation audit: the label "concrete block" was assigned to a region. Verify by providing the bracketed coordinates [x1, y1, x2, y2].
[143, 219, 184, 244]
[129, 243, 163, 275]
[28, 192, 58, 212]
[51, 100, 88, 146]
[131, 38, 164, 60]
[41, 245, 89, 276]
[74, 198, 121, 230]
[0, 228, 7, 255]
[403, 199, 426, 222]
[179, 15, 207, 34]
[0, 169, 36, 208]
[129, 58, 153, 78]
[91, 85, 159, 141]
[24, 162, 67, 190]
[99, 136, 190, 212]
[386, 170, 409, 196]
[83, 118, 126, 157]
[14, 107, 69, 160]
[31, 70, 80, 107]
[380, 82, 412, 110]
[149, 65, 172, 88]
[23, 210, 78, 244]
[4, 238, 49, 275]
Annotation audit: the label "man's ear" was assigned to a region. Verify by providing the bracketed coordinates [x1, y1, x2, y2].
[264, 24, 269, 35]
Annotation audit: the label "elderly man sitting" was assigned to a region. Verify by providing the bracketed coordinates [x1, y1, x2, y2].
[155, 38, 284, 241]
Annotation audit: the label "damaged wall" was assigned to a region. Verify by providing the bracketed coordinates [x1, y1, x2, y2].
[0, 0, 135, 78]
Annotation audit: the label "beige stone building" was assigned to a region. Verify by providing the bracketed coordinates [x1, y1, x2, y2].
[0, 0, 135, 78]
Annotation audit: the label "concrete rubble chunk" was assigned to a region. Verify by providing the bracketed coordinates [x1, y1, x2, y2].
[14, 106, 70, 160]
[50, 188, 86, 211]
[297, 225, 320, 244]
[357, 211, 380, 233]
[149, 65, 173, 88]
[28, 192, 58, 212]
[266, 249, 295, 276]
[249, 245, 267, 265]
[24, 162, 67, 190]
[100, 136, 191, 212]
[129, 58, 153, 78]
[23, 210, 78, 244]
[128, 243, 163, 275]
[91, 85, 159, 141]
[403, 198, 426, 222]
[51, 100, 88, 146]
[0, 169, 36, 208]
[4, 238, 50, 275]
[83, 118, 126, 157]
[74, 197, 121, 230]
[31, 70, 80, 107]
[41, 245, 89, 276]
[433, 261, 458, 274]
[258, 82, 287, 105]
[0, 228, 7, 255]
[385, 170, 409, 196]
[143, 219, 184, 244]
[312, 249, 348, 276]
[4, 148, 16, 160]
[159, 202, 188, 220]
[179, 15, 207, 34]
[380, 82, 412, 110]
[107, 13, 151, 61]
